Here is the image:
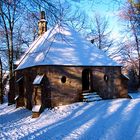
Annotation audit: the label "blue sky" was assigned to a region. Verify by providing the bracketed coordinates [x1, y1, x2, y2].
[66, 0, 123, 39]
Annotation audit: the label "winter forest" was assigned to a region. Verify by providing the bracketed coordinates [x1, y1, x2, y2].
[0, 0, 140, 140]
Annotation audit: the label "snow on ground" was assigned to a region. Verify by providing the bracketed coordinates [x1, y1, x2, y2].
[1, 93, 140, 140]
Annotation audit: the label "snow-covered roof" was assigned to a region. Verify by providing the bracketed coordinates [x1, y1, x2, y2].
[32, 105, 41, 112]
[33, 75, 44, 85]
[16, 24, 121, 70]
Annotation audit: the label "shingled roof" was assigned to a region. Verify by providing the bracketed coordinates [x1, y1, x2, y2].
[16, 24, 121, 70]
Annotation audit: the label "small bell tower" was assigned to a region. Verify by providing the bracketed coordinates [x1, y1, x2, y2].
[38, 11, 47, 36]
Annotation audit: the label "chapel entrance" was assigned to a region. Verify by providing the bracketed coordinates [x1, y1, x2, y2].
[82, 69, 92, 92]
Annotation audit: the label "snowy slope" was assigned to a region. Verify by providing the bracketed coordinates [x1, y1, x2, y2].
[16, 24, 120, 70]
[1, 93, 140, 140]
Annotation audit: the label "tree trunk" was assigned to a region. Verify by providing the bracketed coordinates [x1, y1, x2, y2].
[138, 57, 140, 88]
[8, 30, 15, 105]
[9, 30, 14, 80]
[0, 58, 3, 104]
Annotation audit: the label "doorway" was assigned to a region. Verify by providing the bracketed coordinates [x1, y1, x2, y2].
[82, 69, 92, 92]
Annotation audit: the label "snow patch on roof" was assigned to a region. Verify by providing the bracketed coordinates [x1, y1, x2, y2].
[16, 24, 121, 70]
[32, 105, 41, 112]
[33, 75, 44, 85]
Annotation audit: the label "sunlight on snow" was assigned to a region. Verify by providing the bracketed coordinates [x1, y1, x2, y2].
[35, 52, 45, 62]
[1, 94, 140, 139]
[72, 103, 94, 118]
[122, 99, 140, 117]
[63, 118, 97, 140]
[105, 100, 124, 117]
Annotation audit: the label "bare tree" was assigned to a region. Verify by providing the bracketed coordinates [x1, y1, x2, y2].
[119, 1, 140, 87]
[87, 14, 114, 52]
[0, 0, 25, 103]
[0, 58, 3, 104]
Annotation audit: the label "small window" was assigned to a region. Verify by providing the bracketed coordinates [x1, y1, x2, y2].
[104, 75, 109, 82]
[61, 76, 66, 83]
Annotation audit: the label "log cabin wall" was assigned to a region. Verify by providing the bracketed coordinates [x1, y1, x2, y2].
[15, 65, 128, 109]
